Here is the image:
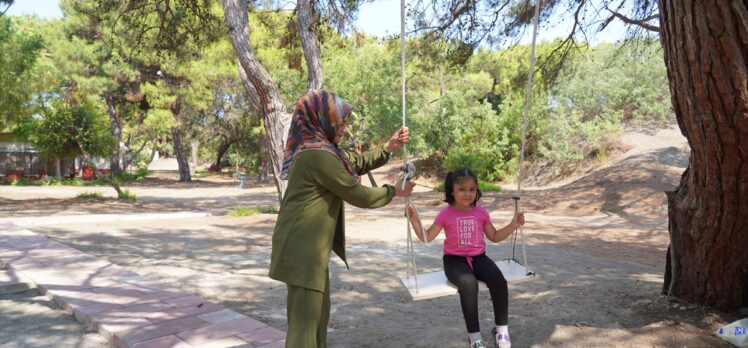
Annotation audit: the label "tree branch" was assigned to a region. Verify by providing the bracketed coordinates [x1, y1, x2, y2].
[607, 8, 660, 32]
[0, 2, 11, 17]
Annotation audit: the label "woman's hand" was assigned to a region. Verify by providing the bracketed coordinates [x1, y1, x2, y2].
[384, 126, 410, 153]
[395, 180, 415, 197]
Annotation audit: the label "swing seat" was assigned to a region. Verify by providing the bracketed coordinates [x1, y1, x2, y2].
[399, 259, 538, 301]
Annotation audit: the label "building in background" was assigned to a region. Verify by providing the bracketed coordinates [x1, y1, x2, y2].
[0, 132, 80, 181]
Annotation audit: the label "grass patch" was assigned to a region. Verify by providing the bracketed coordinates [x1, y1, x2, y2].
[227, 206, 261, 216]
[117, 190, 137, 202]
[76, 192, 104, 200]
[10, 178, 40, 186]
[193, 171, 213, 178]
[227, 205, 279, 216]
[431, 181, 502, 192]
[479, 182, 502, 192]
[117, 167, 149, 181]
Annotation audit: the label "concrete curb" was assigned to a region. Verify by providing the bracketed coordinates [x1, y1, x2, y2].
[0, 212, 214, 226]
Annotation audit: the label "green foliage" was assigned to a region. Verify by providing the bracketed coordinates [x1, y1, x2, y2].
[8, 5, 671, 187]
[411, 83, 518, 181]
[133, 167, 150, 180]
[46, 178, 87, 186]
[101, 168, 150, 183]
[551, 42, 669, 122]
[228, 206, 260, 216]
[22, 101, 114, 160]
[0, 16, 43, 128]
[117, 189, 137, 201]
[10, 178, 34, 186]
[250, 11, 306, 104]
[227, 205, 279, 216]
[323, 38, 402, 145]
[536, 41, 669, 173]
[431, 181, 501, 192]
[189, 35, 265, 172]
[76, 192, 104, 199]
[479, 181, 502, 192]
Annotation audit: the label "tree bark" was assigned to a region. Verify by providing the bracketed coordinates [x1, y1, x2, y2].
[171, 97, 191, 182]
[105, 94, 123, 176]
[660, 0, 748, 311]
[237, 59, 262, 110]
[259, 133, 270, 182]
[221, 0, 290, 202]
[124, 139, 148, 170]
[172, 126, 192, 182]
[297, 0, 324, 90]
[78, 148, 123, 196]
[212, 137, 240, 171]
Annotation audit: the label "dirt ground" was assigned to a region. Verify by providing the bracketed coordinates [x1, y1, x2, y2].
[0, 123, 739, 347]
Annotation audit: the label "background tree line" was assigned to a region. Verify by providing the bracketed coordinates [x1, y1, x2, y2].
[3, 7, 669, 185]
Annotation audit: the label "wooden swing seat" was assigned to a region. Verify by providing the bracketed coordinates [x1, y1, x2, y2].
[399, 259, 538, 301]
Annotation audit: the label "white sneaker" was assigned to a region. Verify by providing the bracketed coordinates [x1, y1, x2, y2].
[492, 327, 511, 348]
[470, 340, 487, 348]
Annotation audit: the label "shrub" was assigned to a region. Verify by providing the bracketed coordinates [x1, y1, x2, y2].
[227, 205, 279, 216]
[76, 192, 104, 199]
[117, 190, 137, 202]
[227, 206, 260, 216]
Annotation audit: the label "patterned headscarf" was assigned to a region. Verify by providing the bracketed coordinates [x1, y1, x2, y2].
[280, 90, 356, 179]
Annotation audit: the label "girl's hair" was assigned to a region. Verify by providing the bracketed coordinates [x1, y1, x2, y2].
[444, 167, 482, 206]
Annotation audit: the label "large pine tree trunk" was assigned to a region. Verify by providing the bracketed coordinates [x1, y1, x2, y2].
[660, 0, 748, 311]
[221, 0, 289, 202]
[297, 0, 323, 90]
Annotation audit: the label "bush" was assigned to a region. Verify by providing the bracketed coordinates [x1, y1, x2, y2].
[76, 192, 104, 199]
[117, 190, 137, 202]
[227, 206, 260, 216]
[479, 181, 502, 192]
[227, 205, 279, 216]
[116, 167, 149, 182]
[10, 178, 36, 186]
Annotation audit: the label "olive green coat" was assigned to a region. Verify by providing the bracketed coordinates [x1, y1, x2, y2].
[268, 147, 395, 292]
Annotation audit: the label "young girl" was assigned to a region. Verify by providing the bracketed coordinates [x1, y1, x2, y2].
[406, 167, 525, 348]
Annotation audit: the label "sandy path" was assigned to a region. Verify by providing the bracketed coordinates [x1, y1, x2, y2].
[0, 122, 736, 347]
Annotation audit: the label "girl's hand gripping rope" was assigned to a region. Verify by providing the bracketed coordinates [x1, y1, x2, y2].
[406, 206, 427, 243]
[510, 212, 526, 230]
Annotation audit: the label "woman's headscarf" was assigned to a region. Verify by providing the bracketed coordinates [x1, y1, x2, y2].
[280, 89, 356, 179]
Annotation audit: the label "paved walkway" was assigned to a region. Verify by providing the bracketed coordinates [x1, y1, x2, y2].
[0, 212, 214, 227]
[0, 222, 285, 348]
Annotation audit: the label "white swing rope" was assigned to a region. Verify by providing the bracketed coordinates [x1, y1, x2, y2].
[512, 0, 541, 274]
[400, 0, 422, 293]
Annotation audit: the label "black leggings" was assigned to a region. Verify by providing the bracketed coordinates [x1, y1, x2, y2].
[443, 253, 508, 333]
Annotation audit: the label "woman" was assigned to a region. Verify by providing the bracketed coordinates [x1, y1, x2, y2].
[268, 89, 415, 347]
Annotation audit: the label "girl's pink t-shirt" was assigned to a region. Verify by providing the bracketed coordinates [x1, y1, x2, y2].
[434, 205, 491, 257]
